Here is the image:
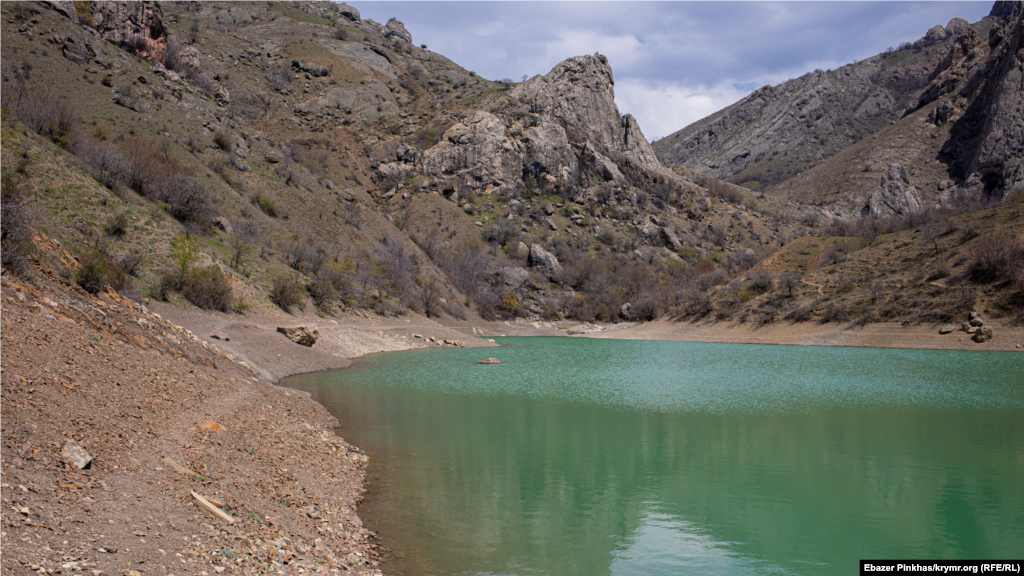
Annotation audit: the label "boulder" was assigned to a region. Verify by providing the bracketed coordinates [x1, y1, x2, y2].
[60, 442, 93, 469]
[477, 358, 501, 365]
[210, 331, 230, 341]
[384, 18, 412, 44]
[512, 241, 530, 260]
[969, 317, 984, 327]
[862, 164, 921, 218]
[973, 326, 994, 343]
[939, 323, 957, 334]
[337, 3, 361, 22]
[277, 325, 318, 347]
[621, 303, 633, 319]
[528, 244, 562, 280]
[62, 34, 95, 65]
[213, 217, 233, 234]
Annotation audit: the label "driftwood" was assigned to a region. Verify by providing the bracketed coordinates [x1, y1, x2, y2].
[191, 490, 234, 524]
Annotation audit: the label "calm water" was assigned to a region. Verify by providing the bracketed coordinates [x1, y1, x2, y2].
[284, 338, 1024, 576]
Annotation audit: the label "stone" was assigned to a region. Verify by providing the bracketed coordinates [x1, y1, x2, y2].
[277, 326, 318, 347]
[210, 332, 230, 341]
[968, 311, 980, 320]
[477, 358, 501, 365]
[60, 442, 93, 469]
[528, 244, 562, 280]
[213, 217, 233, 234]
[973, 326, 994, 343]
[62, 34, 95, 64]
[544, 218, 558, 231]
[966, 326, 978, 335]
[44, 1, 80, 24]
[384, 18, 412, 44]
[862, 164, 921, 218]
[337, 3, 361, 22]
[621, 303, 632, 319]
[512, 242, 530, 260]
[969, 317, 984, 327]
[938, 324, 957, 334]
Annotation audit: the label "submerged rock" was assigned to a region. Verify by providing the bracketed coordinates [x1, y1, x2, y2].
[477, 358, 501, 365]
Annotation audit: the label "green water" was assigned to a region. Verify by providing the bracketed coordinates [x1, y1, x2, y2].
[285, 338, 1024, 576]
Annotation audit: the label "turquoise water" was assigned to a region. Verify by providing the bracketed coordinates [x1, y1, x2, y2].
[285, 338, 1024, 576]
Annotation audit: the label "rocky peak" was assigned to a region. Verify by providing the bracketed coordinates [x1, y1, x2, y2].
[990, 1, 1023, 20]
[384, 18, 412, 44]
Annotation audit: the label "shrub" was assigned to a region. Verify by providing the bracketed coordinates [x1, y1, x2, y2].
[968, 231, 1024, 283]
[1, 172, 34, 277]
[105, 211, 130, 237]
[746, 271, 775, 294]
[181, 266, 233, 311]
[255, 195, 279, 217]
[158, 174, 215, 228]
[76, 251, 129, 294]
[120, 251, 143, 277]
[271, 275, 305, 313]
[15, 87, 78, 148]
[819, 302, 851, 323]
[213, 131, 231, 151]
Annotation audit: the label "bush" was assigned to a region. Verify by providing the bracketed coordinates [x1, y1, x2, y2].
[181, 266, 233, 311]
[968, 231, 1024, 283]
[255, 195, 279, 217]
[1, 172, 34, 277]
[105, 211, 130, 237]
[76, 251, 129, 294]
[746, 271, 775, 294]
[15, 87, 78, 148]
[271, 275, 305, 313]
[157, 173, 215, 228]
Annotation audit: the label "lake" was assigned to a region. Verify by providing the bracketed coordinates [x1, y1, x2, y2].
[284, 337, 1024, 576]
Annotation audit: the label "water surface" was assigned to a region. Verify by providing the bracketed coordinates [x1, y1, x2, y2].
[285, 338, 1024, 576]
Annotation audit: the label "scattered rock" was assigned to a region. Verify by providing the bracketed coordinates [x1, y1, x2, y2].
[477, 358, 501, 365]
[210, 331, 230, 341]
[938, 324, 956, 334]
[277, 326, 319, 347]
[60, 442, 93, 469]
[973, 326, 994, 343]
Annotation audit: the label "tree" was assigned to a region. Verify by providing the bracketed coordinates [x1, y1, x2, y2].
[170, 232, 199, 286]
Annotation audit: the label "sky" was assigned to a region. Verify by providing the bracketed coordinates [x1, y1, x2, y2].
[354, 1, 994, 141]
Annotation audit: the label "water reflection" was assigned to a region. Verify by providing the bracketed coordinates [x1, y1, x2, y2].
[286, 338, 1024, 576]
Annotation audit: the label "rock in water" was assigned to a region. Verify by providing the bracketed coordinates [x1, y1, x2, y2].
[973, 326, 994, 343]
[477, 358, 501, 365]
[277, 326, 319, 347]
[61, 443, 93, 469]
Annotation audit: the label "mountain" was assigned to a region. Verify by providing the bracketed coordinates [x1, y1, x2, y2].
[651, 11, 1004, 192]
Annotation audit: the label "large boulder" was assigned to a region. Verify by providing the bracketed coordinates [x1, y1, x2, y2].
[528, 244, 563, 280]
[277, 326, 319, 347]
[863, 164, 921, 218]
[973, 326, 994, 343]
[62, 34, 95, 64]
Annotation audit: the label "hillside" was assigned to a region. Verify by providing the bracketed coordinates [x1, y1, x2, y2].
[652, 11, 1002, 192]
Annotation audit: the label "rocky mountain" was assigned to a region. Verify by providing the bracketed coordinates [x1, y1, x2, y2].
[652, 12, 1003, 192]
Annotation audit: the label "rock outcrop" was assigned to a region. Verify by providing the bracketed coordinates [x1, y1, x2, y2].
[862, 164, 922, 217]
[914, 1, 1024, 198]
[422, 53, 678, 197]
[88, 1, 167, 62]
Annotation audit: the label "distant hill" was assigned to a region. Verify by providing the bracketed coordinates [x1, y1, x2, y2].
[652, 11, 1003, 193]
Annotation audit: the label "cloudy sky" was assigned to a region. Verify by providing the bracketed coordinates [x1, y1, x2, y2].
[355, 1, 993, 141]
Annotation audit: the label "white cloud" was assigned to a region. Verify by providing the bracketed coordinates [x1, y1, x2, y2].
[613, 80, 752, 141]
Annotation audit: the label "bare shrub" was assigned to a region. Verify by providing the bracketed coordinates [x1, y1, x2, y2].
[156, 173, 215, 228]
[15, 87, 78, 148]
[746, 270, 775, 294]
[270, 275, 306, 313]
[968, 231, 1024, 283]
[819, 302, 851, 323]
[104, 211, 130, 237]
[76, 251, 130, 294]
[1, 172, 34, 276]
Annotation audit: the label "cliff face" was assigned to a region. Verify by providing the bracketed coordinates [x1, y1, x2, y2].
[915, 1, 1024, 197]
[652, 16, 989, 191]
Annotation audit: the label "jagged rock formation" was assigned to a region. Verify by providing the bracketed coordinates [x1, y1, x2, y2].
[914, 1, 1024, 197]
[653, 16, 989, 190]
[87, 1, 167, 61]
[528, 244, 563, 280]
[417, 54, 680, 198]
[862, 164, 922, 217]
